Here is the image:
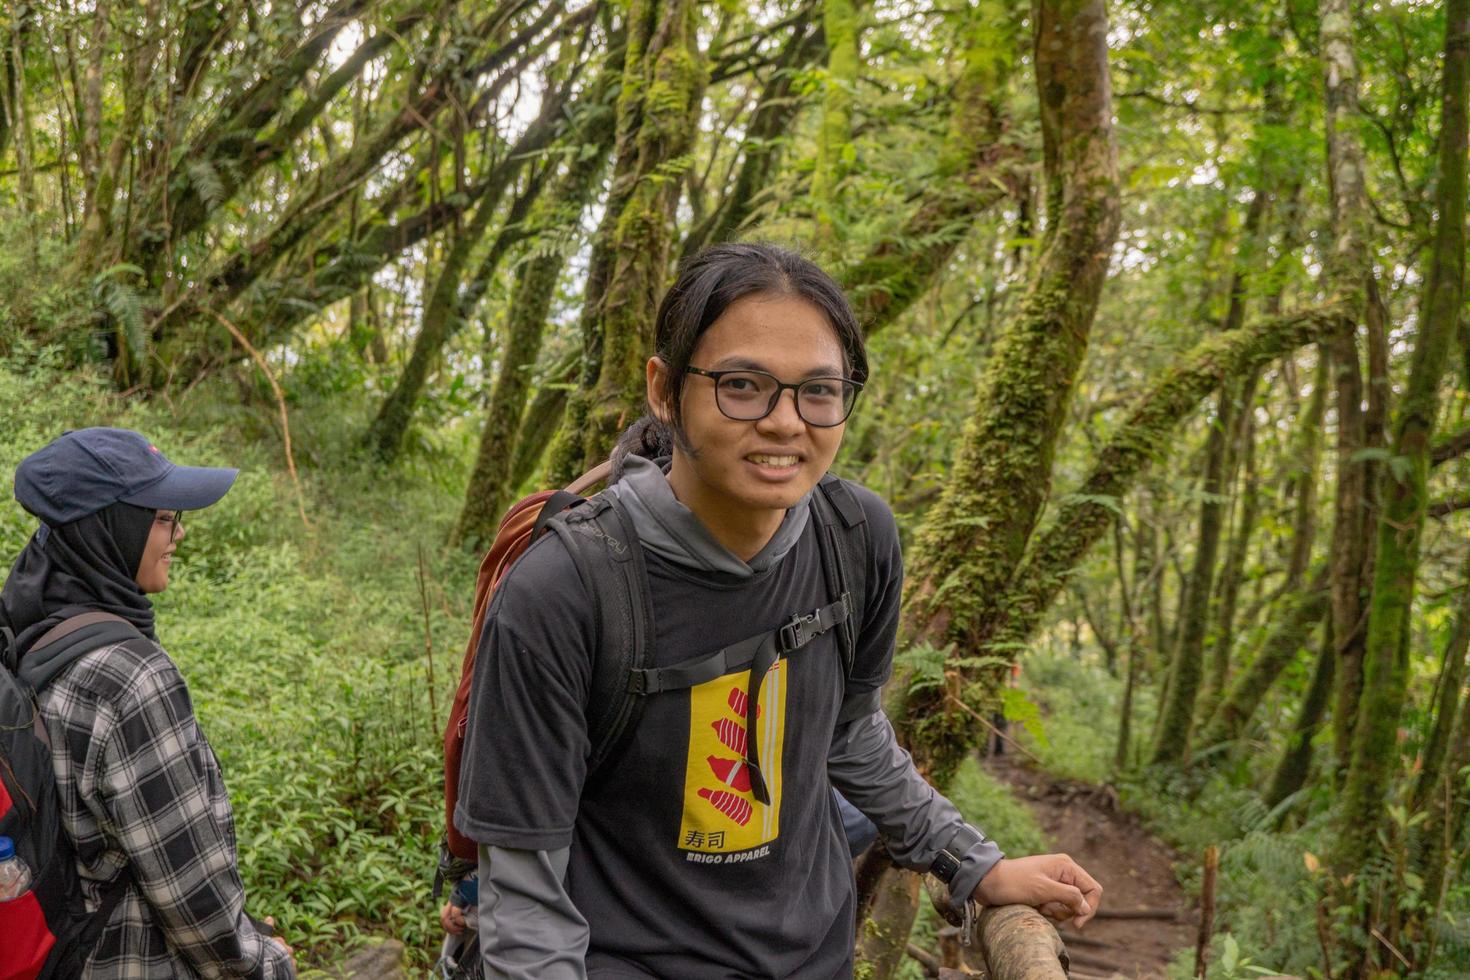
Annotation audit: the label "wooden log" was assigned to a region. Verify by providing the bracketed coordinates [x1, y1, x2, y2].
[333, 939, 406, 980]
[976, 905, 1069, 979]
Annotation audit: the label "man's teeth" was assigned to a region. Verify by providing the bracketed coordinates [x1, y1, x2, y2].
[748, 454, 799, 467]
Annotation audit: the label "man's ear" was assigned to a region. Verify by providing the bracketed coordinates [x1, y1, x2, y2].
[646, 356, 674, 424]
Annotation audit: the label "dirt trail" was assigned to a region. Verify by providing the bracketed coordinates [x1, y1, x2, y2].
[983, 755, 1197, 979]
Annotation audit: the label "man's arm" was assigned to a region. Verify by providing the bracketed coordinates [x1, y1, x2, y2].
[828, 709, 1101, 927]
[828, 709, 1003, 903]
[92, 659, 293, 979]
[477, 845, 589, 980]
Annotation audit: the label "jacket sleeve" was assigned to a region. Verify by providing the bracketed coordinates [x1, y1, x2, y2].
[828, 708, 1004, 908]
[90, 657, 293, 980]
[477, 845, 589, 980]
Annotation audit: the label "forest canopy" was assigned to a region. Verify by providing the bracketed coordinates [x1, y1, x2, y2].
[1, 0, 1469, 975]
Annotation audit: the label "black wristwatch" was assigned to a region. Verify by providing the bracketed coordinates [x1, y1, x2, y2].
[929, 825, 986, 885]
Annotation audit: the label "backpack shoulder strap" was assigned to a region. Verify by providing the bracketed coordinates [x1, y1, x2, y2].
[548, 494, 654, 785]
[811, 475, 869, 689]
[15, 611, 146, 693]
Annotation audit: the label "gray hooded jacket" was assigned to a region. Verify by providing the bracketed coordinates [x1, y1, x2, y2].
[475, 458, 1003, 978]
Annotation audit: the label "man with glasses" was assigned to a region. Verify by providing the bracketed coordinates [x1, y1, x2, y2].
[457, 244, 1101, 980]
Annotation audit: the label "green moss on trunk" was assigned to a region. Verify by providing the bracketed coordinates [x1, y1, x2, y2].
[576, 0, 708, 468]
[1333, 0, 1468, 910]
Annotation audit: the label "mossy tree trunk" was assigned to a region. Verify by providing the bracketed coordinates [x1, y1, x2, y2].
[1414, 555, 1470, 817]
[1419, 602, 1470, 932]
[1333, 0, 1467, 967]
[840, 0, 1022, 337]
[1205, 394, 1259, 713]
[365, 168, 547, 463]
[1263, 620, 1337, 812]
[892, 0, 1120, 788]
[857, 5, 1118, 969]
[811, 0, 858, 240]
[1195, 565, 1329, 754]
[1317, 0, 1378, 777]
[455, 103, 619, 546]
[1151, 391, 1232, 765]
[679, 23, 822, 261]
[572, 0, 708, 469]
[1154, 122, 1276, 761]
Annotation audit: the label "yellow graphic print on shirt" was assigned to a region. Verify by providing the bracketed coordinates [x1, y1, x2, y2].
[677, 661, 787, 853]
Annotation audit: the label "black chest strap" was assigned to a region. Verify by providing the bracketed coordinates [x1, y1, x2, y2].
[627, 594, 850, 805]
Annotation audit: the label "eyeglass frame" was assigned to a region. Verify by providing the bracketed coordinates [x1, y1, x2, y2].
[684, 366, 864, 428]
[155, 510, 185, 538]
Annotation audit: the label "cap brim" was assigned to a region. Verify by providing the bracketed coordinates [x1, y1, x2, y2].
[120, 464, 239, 512]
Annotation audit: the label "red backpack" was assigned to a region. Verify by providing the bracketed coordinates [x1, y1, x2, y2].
[440, 464, 613, 867]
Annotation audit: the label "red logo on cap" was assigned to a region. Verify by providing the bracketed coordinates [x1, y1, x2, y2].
[149, 445, 159, 454]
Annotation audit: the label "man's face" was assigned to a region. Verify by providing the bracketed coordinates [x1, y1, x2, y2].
[650, 292, 849, 524]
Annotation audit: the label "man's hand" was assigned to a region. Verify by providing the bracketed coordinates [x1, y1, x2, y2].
[971, 854, 1102, 929]
[441, 902, 468, 936]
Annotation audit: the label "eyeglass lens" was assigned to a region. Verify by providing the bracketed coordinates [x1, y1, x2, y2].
[714, 372, 858, 426]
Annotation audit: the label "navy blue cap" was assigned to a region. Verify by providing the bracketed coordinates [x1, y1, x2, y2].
[14, 427, 238, 526]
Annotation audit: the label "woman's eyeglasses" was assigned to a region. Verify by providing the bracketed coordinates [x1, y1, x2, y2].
[155, 511, 184, 537]
[686, 367, 862, 427]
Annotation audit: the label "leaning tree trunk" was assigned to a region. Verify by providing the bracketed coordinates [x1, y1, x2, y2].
[895, 0, 1120, 781]
[1195, 566, 1329, 754]
[840, 0, 1021, 337]
[857, 1, 1120, 972]
[455, 108, 618, 546]
[365, 168, 544, 463]
[1334, 1, 1468, 970]
[1264, 620, 1338, 813]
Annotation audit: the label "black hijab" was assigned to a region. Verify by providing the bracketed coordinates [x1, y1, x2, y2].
[0, 501, 157, 656]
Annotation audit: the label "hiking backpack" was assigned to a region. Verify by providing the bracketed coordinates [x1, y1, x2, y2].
[438, 465, 872, 878]
[0, 610, 142, 980]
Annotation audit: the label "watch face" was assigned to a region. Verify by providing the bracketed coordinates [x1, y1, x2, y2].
[932, 850, 962, 883]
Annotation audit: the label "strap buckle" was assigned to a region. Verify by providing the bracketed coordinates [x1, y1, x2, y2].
[779, 611, 819, 652]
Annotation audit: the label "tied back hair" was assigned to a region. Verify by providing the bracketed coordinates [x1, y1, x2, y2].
[609, 242, 867, 480]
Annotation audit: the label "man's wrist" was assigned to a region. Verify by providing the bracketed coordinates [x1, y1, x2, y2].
[930, 824, 1004, 912]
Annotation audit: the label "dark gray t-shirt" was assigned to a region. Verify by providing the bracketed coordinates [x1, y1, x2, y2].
[455, 482, 903, 979]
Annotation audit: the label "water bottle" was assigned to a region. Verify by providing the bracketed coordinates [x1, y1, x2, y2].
[0, 836, 33, 901]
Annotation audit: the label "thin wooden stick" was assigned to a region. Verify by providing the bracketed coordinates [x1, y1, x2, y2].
[207, 310, 309, 528]
[944, 693, 1045, 766]
[1195, 845, 1219, 978]
[418, 543, 439, 736]
[1068, 949, 1128, 973]
[905, 942, 940, 977]
[1095, 908, 1180, 921]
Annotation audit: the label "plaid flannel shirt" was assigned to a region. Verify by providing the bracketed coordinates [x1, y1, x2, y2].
[36, 635, 293, 979]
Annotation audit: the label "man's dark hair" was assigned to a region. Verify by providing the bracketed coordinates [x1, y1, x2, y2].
[611, 243, 868, 476]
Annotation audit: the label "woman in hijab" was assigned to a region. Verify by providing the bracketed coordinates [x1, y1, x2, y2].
[1, 427, 295, 980]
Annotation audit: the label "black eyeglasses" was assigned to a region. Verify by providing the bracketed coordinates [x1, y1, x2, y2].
[155, 511, 184, 537]
[686, 366, 863, 427]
